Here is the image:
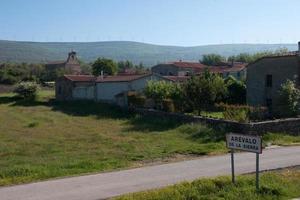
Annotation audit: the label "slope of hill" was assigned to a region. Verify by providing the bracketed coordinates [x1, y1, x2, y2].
[0, 40, 297, 66]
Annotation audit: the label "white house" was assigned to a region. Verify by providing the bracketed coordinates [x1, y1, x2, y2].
[55, 73, 171, 103]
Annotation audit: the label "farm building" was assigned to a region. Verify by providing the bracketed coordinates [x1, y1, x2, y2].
[55, 73, 170, 102]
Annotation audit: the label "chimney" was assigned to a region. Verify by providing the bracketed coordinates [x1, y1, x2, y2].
[100, 70, 104, 80]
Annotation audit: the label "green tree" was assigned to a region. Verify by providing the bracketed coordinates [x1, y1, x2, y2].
[225, 76, 246, 104]
[201, 54, 225, 66]
[92, 58, 117, 76]
[183, 70, 226, 115]
[274, 80, 300, 117]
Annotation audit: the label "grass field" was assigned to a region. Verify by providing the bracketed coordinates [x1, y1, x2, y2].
[115, 168, 300, 200]
[0, 90, 299, 186]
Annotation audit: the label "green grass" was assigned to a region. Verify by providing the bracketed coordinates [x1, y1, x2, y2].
[115, 168, 300, 200]
[0, 90, 228, 186]
[201, 111, 224, 119]
[0, 90, 299, 186]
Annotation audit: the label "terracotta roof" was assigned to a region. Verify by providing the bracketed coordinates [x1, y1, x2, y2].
[64, 75, 96, 82]
[168, 61, 207, 69]
[96, 74, 152, 82]
[208, 63, 247, 73]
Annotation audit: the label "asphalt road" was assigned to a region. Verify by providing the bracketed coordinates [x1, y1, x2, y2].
[1, 146, 300, 200]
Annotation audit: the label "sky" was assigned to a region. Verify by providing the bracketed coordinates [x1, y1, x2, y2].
[0, 0, 300, 46]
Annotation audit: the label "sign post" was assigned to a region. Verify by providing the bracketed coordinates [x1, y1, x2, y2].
[231, 149, 235, 184]
[226, 133, 262, 192]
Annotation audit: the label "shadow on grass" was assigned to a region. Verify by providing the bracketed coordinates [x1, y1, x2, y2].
[0, 95, 181, 132]
[125, 115, 182, 132]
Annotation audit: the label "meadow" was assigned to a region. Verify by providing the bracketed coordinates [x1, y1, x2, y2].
[0, 90, 299, 186]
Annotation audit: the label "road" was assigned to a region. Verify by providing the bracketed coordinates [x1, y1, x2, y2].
[1, 146, 300, 200]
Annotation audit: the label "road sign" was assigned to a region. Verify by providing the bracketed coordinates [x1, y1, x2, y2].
[226, 133, 262, 192]
[226, 133, 262, 154]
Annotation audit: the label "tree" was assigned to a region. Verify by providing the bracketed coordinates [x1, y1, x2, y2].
[183, 71, 226, 115]
[225, 76, 246, 104]
[201, 54, 225, 66]
[274, 80, 300, 117]
[13, 82, 39, 99]
[144, 80, 183, 111]
[92, 58, 117, 76]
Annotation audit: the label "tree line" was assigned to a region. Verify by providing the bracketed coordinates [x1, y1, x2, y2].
[0, 59, 148, 85]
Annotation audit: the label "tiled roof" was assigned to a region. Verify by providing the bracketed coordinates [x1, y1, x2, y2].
[63, 74, 153, 83]
[96, 74, 152, 82]
[208, 64, 247, 73]
[64, 75, 96, 82]
[168, 61, 207, 69]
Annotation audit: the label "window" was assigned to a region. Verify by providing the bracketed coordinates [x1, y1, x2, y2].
[266, 75, 272, 87]
[237, 72, 241, 78]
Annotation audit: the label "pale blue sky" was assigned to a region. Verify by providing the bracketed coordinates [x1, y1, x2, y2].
[0, 0, 299, 46]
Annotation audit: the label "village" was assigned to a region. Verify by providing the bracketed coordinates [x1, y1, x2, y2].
[1, 1, 300, 200]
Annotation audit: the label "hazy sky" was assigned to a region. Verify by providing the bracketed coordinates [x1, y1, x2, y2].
[0, 0, 300, 46]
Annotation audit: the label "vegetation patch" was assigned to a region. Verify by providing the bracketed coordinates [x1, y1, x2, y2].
[0, 90, 299, 186]
[114, 168, 300, 200]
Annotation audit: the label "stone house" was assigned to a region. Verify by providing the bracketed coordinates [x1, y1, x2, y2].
[46, 51, 82, 75]
[246, 44, 300, 110]
[152, 61, 246, 80]
[55, 73, 171, 102]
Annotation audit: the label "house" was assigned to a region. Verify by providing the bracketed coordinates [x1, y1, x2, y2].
[56, 75, 96, 101]
[151, 61, 247, 80]
[151, 61, 206, 76]
[246, 43, 300, 110]
[46, 51, 81, 75]
[56, 73, 171, 102]
[206, 63, 247, 80]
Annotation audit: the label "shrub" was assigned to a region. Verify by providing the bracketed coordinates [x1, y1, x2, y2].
[225, 76, 246, 105]
[274, 80, 300, 118]
[217, 103, 268, 122]
[13, 82, 39, 99]
[144, 81, 183, 111]
[183, 70, 227, 115]
[127, 92, 146, 108]
[162, 99, 175, 112]
[223, 107, 249, 123]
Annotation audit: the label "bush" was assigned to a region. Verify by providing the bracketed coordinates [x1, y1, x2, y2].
[127, 92, 146, 108]
[162, 99, 175, 112]
[274, 80, 300, 118]
[144, 81, 183, 111]
[183, 71, 227, 115]
[217, 103, 268, 122]
[225, 76, 246, 105]
[13, 82, 39, 99]
[223, 107, 249, 123]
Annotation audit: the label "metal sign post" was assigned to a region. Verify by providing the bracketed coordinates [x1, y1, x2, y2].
[231, 149, 235, 184]
[226, 133, 262, 192]
[256, 153, 259, 191]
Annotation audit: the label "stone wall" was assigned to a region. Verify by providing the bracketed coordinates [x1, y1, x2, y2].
[134, 108, 300, 136]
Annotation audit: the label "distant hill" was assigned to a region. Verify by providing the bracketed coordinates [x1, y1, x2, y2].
[0, 40, 298, 67]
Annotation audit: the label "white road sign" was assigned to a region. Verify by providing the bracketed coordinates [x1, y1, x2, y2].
[226, 133, 262, 154]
